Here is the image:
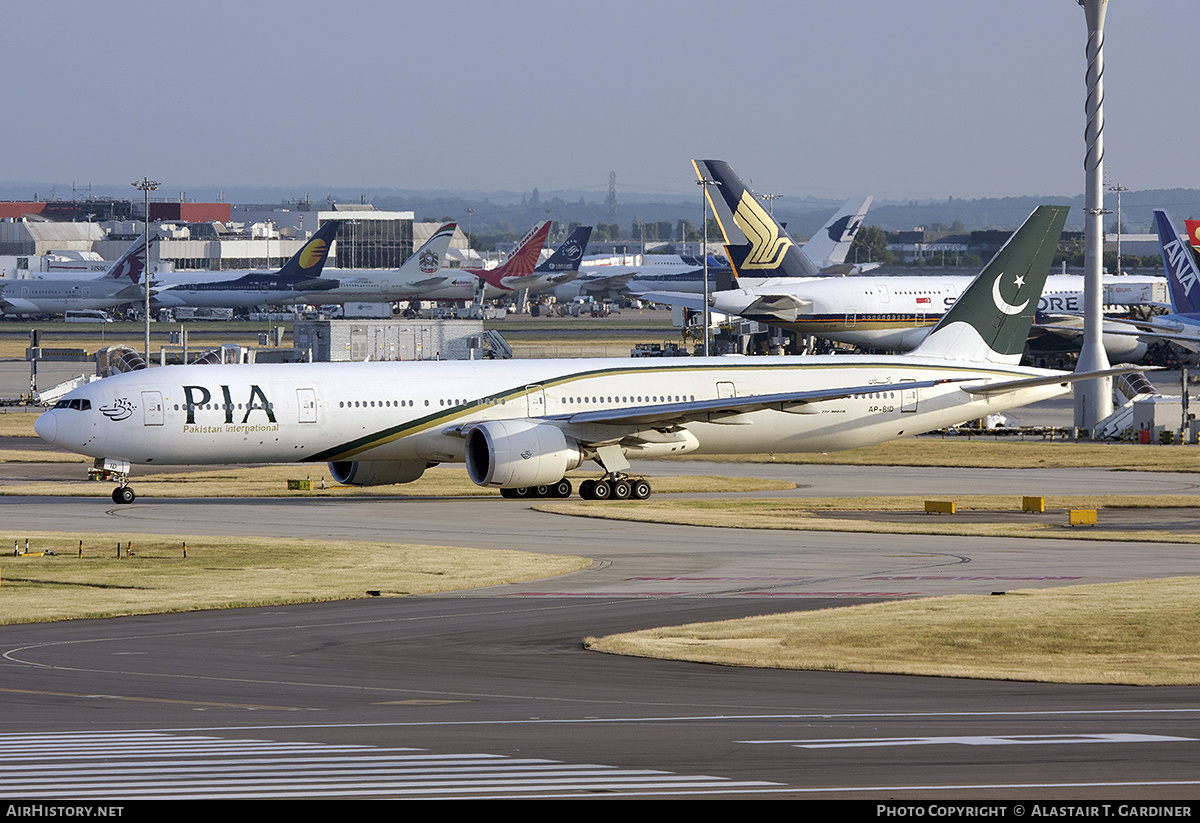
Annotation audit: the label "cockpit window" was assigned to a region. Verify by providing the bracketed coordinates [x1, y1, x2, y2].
[52, 398, 90, 411]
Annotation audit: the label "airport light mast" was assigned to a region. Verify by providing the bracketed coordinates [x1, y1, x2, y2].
[697, 176, 721, 357]
[132, 177, 160, 364]
[1074, 0, 1113, 433]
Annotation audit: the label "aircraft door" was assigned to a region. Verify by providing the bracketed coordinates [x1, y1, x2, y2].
[141, 391, 164, 426]
[297, 388, 318, 423]
[844, 310, 857, 328]
[900, 379, 918, 413]
[716, 381, 737, 399]
[525, 385, 546, 417]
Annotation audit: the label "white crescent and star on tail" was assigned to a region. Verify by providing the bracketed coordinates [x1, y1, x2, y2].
[992, 271, 1029, 316]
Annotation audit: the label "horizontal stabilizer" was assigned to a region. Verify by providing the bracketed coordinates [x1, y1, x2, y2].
[740, 294, 813, 322]
[962, 366, 1153, 396]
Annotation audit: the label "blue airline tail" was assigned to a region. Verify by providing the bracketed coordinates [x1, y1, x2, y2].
[1155, 209, 1200, 318]
[536, 226, 592, 274]
[278, 219, 341, 282]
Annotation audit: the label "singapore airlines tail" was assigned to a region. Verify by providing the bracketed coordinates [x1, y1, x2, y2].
[692, 159, 823, 280]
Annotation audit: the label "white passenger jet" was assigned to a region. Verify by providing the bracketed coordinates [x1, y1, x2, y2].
[36, 202, 1129, 505]
[1088, 210, 1200, 353]
[643, 161, 1158, 363]
[416, 221, 552, 301]
[293, 222, 457, 303]
[150, 221, 340, 309]
[0, 235, 149, 316]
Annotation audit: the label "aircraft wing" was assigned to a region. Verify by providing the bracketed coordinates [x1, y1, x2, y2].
[1098, 326, 1200, 352]
[638, 290, 813, 322]
[542, 378, 965, 429]
[113, 284, 150, 301]
[637, 291, 708, 312]
[578, 272, 636, 295]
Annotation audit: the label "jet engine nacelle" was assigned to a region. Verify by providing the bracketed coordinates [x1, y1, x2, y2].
[465, 420, 583, 488]
[329, 460, 429, 486]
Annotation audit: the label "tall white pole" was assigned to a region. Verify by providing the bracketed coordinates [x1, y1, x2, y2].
[1074, 0, 1113, 433]
[132, 177, 160, 365]
[697, 177, 721, 357]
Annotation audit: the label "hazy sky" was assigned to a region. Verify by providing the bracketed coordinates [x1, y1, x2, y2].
[3, 1, 1193, 202]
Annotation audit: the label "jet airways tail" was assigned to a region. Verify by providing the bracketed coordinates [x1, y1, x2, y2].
[802, 196, 873, 270]
[272, 219, 342, 292]
[96, 234, 151, 286]
[470, 220, 551, 290]
[911, 205, 1069, 365]
[692, 159, 823, 280]
[1155, 210, 1200, 318]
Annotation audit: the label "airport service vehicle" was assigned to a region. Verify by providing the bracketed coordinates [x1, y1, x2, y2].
[36, 203, 1129, 505]
[0, 235, 148, 316]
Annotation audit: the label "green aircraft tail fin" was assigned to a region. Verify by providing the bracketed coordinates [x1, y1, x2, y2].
[912, 205, 1069, 365]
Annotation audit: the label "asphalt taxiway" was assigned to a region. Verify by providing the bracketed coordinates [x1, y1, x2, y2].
[1, 460, 1199, 798]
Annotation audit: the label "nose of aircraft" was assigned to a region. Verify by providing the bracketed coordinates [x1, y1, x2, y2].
[33, 410, 57, 444]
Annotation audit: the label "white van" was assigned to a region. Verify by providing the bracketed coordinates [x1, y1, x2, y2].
[64, 310, 114, 323]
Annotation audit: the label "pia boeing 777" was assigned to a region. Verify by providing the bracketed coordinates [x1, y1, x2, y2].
[36, 199, 1131, 504]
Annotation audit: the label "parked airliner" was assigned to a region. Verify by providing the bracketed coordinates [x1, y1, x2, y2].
[149, 221, 340, 309]
[36, 200, 1132, 504]
[411, 221, 551, 301]
[294, 223, 457, 303]
[0, 235, 149, 316]
[1093, 210, 1200, 353]
[643, 160, 1158, 362]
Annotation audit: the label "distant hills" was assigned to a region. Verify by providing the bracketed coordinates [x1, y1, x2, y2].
[2, 182, 1199, 240]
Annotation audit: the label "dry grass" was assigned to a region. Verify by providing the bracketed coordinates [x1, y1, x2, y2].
[0, 412, 38, 437]
[683, 438, 1200, 472]
[535, 495, 1200, 543]
[586, 577, 1200, 685]
[0, 531, 589, 624]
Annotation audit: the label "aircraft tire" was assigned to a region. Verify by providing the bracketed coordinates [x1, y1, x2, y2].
[591, 480, 612, 500]
[579, 479, 596, 500]
[610, 479, 632, 500]
[631, 479, 652, 500]
[112, 487, 136, 505]
[551, 479, 573, 498]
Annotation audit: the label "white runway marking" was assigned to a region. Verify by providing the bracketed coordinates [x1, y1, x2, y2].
[0, 731, 779, 799]
[740, 733, 1195, 748]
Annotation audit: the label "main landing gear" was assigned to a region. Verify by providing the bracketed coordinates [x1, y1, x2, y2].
[499, 478, 574, 499]
[498, 475, 653, 501]
[579, 476, 652, 501]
